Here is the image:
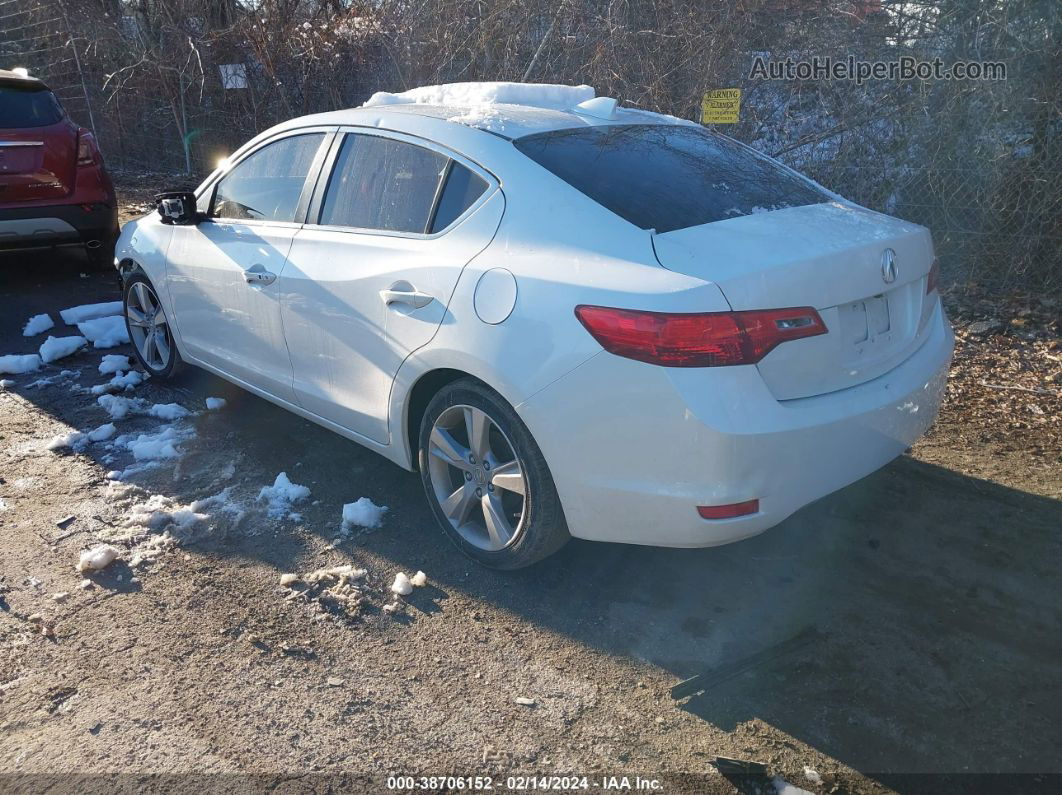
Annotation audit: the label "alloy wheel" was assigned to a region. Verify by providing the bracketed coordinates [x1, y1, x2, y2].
[426, 404, 528, 551]
[126, 281, 173, 371]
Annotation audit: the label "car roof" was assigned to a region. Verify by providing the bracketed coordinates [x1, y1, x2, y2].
[272, 101, 693, 142]
[0, 69, 49, 90]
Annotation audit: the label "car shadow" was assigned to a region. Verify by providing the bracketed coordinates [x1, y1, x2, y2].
[3, 262, 1061, 782]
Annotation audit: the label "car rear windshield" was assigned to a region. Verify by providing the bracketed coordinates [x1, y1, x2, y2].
[513, 124, 829, 234]
[0, 86, 64, 127]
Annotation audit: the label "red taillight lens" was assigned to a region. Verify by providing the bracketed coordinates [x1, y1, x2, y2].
[574, 305, 827, 367]
[925, 257, 939, 295]
[77, 130, 97, 166]
[698, 500, 760, 519]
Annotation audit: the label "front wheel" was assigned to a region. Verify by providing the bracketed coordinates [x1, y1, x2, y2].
[419, 378, 569, 569]
[123, 272, 181, 379]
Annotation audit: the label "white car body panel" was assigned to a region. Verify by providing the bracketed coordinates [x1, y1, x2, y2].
[115, 96, 955, 549]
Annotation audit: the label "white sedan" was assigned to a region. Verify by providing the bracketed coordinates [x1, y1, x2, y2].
[116, 82, 954, 569]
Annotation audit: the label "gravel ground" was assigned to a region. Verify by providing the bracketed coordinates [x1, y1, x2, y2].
[0, 203, 1060, 794]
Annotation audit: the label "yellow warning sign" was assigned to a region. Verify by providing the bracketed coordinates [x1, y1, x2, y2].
[701, 89, 741, 124]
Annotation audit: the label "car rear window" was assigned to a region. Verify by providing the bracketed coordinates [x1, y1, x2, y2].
[0, 86, 64, 127]
[513, 124, 829, 234]
[429, 162, 488, 233]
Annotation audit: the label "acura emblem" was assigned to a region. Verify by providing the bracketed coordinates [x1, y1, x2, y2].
[881, 248, 897, 283]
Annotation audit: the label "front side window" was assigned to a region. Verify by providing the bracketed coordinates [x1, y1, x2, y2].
[211, 133, 324, 223]
[514, 124, 829, 233]
[320, 134, 450, 233]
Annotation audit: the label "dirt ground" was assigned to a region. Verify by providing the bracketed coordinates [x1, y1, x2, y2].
[0, 182, 1060, 794]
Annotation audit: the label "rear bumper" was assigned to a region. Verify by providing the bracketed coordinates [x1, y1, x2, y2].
[0, 202, 118, 254]
[519, 299, 954, 547]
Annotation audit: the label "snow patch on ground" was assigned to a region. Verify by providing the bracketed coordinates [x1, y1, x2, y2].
[0, 354, 42, 374]
[91, 369, 146, 395]
[39, 335, 87, 363]
[77, 315, 129, 349]
[341, 497, 388, 533]
[46, 431, 86, 451]
[98, 354, 131, 375]
[88, 423, 117, 442]
[258, 472, 311, 517]
[77, 544, 121, 572]
[117, 425, 194, 461]
[60, 301, 123, 325]
[97, 394, 148, 420]
[390, 572, 413, 595]
[0, 378, 14, 388]
[205, 397, 227, 410]
[148, 402, 191, 420]
[23, 313, 55, 337]
[773, 777, 814, 795]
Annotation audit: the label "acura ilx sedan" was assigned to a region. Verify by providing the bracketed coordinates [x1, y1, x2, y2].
[116, 82, 953, 569]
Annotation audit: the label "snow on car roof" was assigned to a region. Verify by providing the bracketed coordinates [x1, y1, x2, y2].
[355, 82, 697, 139]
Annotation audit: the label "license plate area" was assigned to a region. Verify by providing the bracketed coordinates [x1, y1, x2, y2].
[839, 294, 892, 348]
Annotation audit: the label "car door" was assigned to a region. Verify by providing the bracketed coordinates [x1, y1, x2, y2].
[279, 129, 503, 444]
[165, 130, 331, 402]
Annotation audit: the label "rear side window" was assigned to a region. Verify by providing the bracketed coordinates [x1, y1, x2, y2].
[1, 87, 64, 127]
[513, 124, 828, 233]
[320, 134, 449, 233]
[211, 133, 324, 223]
[430, 163, 488, 233]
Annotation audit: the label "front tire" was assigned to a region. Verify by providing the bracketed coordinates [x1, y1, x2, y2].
[123, 272, 181, 379]
[419, 378, 569, 569]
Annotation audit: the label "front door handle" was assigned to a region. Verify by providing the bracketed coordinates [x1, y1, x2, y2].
[380, 286, 433, 309]
[244, 266, 276, 286]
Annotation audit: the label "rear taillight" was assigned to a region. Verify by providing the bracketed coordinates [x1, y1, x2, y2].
[574, 305, 827, 367]
[698, 500, 760, 519]
[77, 130, 98, 166]
[925, 257, 939, 295]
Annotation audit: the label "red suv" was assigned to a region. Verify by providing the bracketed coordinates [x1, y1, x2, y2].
[0, 69, 117, 269]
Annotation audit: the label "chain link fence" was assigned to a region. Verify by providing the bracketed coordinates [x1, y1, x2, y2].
[2, 0, 1058, 293]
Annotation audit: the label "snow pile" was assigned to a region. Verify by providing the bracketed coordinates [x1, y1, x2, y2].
[127, 493, 209, 533]
[77, 544, 121, 572]
[91, 369, 145, 395]
[39, 335, 86, 363]
[205, 397, 227, 410]
[98, 354, 131, 375]
[47, 431, 86, 451]
[77, 315, 129, 349]
[97, 393, 148, 419]
[0, 379, 14, 389]
[410, 570, 428, 587]
[773, 777, 814, 795]
[803, 768, 822, 785]
[258, 472, 311, 517]
[390, 572, 413, 595]
[88, 423, 116, 442]
[363, 82, 595, 111]
[148, 402, 190, 420]
[120, 425, 191, 461]
[280, 564, 368, 616]
[0, 354, 42, 375]
[22, 313, 54, 337]
[60, 301, 123, 325]
[340, 497, 388, 533]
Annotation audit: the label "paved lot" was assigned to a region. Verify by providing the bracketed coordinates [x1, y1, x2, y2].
[1, 254, 1060, 793]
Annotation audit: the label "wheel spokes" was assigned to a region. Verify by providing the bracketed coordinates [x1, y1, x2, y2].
[481, 493, 512, 547]
[463, 406, 491, 461]
[430, 427, 474, 471]
[441, 484, 476, 525]
[490, 459, 526, 496]
[126, 305, 150, 327]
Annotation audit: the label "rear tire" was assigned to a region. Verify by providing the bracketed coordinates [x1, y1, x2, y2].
[123, 272, 181, 379]
[418, 378, 569, 569]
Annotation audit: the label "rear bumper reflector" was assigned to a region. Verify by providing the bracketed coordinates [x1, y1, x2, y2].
[697, 500, 760, 520]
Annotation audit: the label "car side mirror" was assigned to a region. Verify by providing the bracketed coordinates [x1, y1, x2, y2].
[155, 191, 201, 225]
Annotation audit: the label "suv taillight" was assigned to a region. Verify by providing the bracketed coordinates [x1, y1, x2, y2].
[574, 305, 827, 367]
[926, 257, 939, 295]
[76, 130, 98, 166]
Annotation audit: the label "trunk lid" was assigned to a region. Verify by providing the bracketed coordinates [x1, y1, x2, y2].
[652, 201, 937, 400]
[0, 80, 78, 203]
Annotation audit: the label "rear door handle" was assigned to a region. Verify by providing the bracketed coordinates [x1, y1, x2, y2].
[380, 286, 433, 309]
[244, 266, 276, 286]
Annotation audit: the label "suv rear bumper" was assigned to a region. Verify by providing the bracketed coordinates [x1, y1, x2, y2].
[0, 202, 118, 255]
